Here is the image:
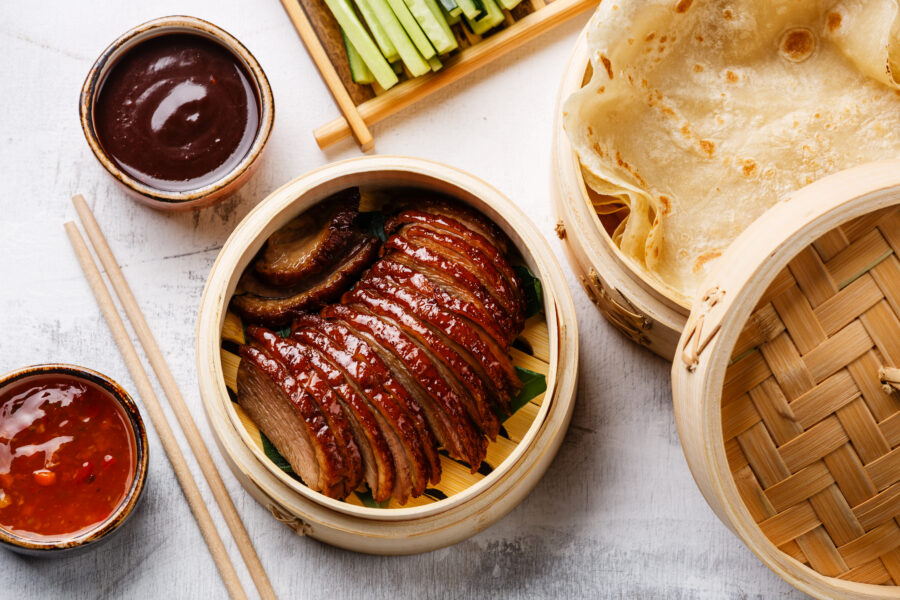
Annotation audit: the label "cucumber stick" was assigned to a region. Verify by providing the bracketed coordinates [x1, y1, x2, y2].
[465, 0, 503, 35]
[496, 0, 522, 9]
[367, 0, 430, 76]
[428, 56, 442, 72]
[385, 0, 436, 59]
[354, 0, 399, 63]
[456, 0, 484, 20]
[325, 0, 398, 89]
[442, 7, 461, 25]
[403, 0, 456, 54]
[341, 29, 374, 84]
[423, 0, 458, 52]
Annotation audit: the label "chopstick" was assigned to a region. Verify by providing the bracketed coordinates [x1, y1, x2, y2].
[70, 195, 278, 600]
[64, 222, 248, 600]
[279, 0, 375, 151]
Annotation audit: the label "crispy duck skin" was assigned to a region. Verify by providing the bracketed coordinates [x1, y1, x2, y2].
[254, 188, 359, 286]
[323, 304, 487, 468]
[397, 226, 525, 328]
[295, 315, 441, 489]
[391, 198, 510, 255]
[369, 258, 511, 347]
[291, 319, 432, 502]
[231, 235, 379, 327]
[344, 286, 503, 437]
[383, 236, 514, 333]
[247, 327, 364, 493]
[384, 209, 524, 316]
[354, 276, 521, 406]
[281, 333, 395, 502]
[238, 344, 348, 498]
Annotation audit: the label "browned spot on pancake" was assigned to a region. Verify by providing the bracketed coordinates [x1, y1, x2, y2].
[699, 140, 715, 155]
[660, 105, 675, 117]
[653, 246, 660, 258]
[586, 126, 594, 136]
[660, 35, 668, 43]
[627, 73, 634, 84]
[641, 78, 649, 88]
[597, 86, 605, 94]
[725, 70, 739, 82]
[693, 251, 722, 273]
[827, 12, 842, 31]
[694, 64, 704, 72]
[814, 112, 821, 118]
[674, 0, 693, 13]
[741, 159, 757, 177]
[723, 8, 734, 20]
[659, 195, 672, 215]
[681, 125, 691, 138]
[591, 142, 605, 158]
[645, 32, 656, 42]
[614, 151, 647, 186]
[601, 55, 613, 79]
[780, 28, 815, 63]
[695, 34, 704, 43]
[659, 46, 666, 53]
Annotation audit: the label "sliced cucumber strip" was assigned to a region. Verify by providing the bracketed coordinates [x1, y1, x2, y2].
[354, 0, 399, 63]
[442, 7, 462, 25]
[402, 0, 455, 54]
[457, 0, 484, 20]
[325, 0, 398, 89]
[428, 55, 442, 72]
[438, 0, 459, 14]
[423, 0, 459, 53]
[465, 0, 503, 35]
[496, 0, 522, 9]
[385, 0, 437, 59]
[342, 29, 375, 84]
[369, 0, 431, 76]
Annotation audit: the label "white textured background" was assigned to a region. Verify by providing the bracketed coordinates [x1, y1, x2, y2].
[0, 2, 809, 598]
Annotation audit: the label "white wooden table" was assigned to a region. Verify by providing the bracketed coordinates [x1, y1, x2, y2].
[0, 2, 809, 597]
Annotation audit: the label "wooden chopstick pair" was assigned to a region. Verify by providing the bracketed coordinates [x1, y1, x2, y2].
[65, 195, 277, 600]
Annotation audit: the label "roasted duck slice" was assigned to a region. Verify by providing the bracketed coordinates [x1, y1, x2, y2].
[231, 235, 379, 326]
[247, 327, 364, 494]
[356, 276, 521, 408]
[395, 225, 525, 328]
[324, 303, 487, 468]
[237, 344, 348, 498]
[283, 333, 396, 502]
[254, 188, 360, 286]
[390, 197, 510, 255]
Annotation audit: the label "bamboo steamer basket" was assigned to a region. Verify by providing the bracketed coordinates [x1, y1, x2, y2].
[551, 30, 687, 360]
[672, 161, 900, 599]
[196, 156, 578, 554]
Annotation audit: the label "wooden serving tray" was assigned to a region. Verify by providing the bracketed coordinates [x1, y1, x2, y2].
[281, 0, 599, 150]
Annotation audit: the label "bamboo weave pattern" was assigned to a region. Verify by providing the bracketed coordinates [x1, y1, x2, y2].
[723, 207, 900, 586]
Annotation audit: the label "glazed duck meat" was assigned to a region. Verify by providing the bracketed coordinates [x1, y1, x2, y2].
[230, 188, 379, 326]
[236, 193, 527, 503]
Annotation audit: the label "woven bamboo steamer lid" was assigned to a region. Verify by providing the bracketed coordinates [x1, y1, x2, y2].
[672, 161, 900, 598]
[196, 156, 579, 554]
[552, 28, 687, 361]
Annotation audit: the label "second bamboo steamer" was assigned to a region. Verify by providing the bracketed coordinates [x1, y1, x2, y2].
[552, 30, 687, 360]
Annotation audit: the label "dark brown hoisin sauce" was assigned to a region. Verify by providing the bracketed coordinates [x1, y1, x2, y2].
[94, 33, 259, 192]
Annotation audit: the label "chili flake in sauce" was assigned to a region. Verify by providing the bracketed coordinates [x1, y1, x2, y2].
[0, 375, 136, 540]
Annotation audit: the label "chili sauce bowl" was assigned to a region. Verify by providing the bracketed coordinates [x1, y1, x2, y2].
[79, 16, 274, 211]
[0, 364, 149, 556]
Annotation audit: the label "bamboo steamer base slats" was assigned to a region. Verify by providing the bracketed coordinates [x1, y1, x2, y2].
[219, 310, 550, 509]
[723, 209, 900, 587]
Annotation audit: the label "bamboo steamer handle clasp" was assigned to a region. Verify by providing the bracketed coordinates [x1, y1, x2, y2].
[680, 287, 725, 372]
[580, 268, 652, 346]
[267, 504, 312, 536]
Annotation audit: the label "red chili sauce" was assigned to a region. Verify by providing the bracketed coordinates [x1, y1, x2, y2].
[0, 375, 136, 540]
[94, 33, 260, 192]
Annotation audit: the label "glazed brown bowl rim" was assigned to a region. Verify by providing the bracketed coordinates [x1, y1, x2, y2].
[79, 15, 275, 209]
[0, 363, 149, 553]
